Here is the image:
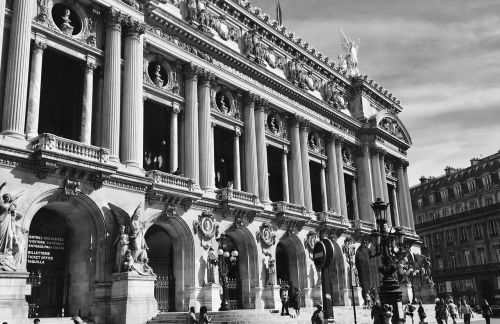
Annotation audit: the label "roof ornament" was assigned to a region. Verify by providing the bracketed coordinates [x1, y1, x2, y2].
[338, 29, 360, 76]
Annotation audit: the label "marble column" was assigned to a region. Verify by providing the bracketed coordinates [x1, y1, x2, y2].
[120, 19, 145, 168]
[255, 100, 270, 203]
[198, 71, 215, 190]
[244, 93, 259, 195]
[80, 57, 96, 145]
[334, 136, 348, 217]
[320, 161, 328, 212]
[355, 144, 374, 223]
[289, 116, 304, 205]
[93, 70, 104, 146]
[326, 134, 341, 214]
[102, 9, 123, 162]
[1, 0, 32, 137]
[25, 39, 47, 139]
[299, 121, 313, 213]
[351, 176, 360, 221]
[378, 150, 392, 226]
[370, 147, 384, 201]
[390, 186, 400, 227]
[396, 160, 409, 227]
[403, 163, 415, 229]
[170, 104, 180, 173]
[183, 64, 200, 183]
[281, 147, 290, 203]
[233, 127, 242, 190]
[0, 0, 5, 71]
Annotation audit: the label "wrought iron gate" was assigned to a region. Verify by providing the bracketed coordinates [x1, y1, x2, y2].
[154, 275, 175, 312]
[26, 271, 67, 318]
[227, 278, 242, 309]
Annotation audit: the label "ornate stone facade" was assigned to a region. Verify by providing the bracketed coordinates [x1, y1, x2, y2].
[0, 1, 420, 323]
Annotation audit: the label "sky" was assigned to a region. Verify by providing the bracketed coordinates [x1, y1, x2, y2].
[251, 0, 500, 186]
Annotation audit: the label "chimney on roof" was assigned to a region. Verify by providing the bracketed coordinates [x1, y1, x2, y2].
[444, 166, 459, 175]
[470, 158, 480, 166]
[419, 176, 428, 184]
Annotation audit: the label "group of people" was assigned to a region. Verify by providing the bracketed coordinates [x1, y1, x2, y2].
[371, 301, 398, 324]
[280, 284, 301, 318]
[186, 306, 212, 324]
[435, 297, 493, 324]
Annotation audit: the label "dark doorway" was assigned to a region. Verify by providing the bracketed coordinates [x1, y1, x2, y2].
[26, 208, 68, 318]
[267, 146, 284, 202]
[345, 174, 355, 220]
[276, 242, 290, 286]
[309, 161, 322, 212]
[388, 184, 397, 226]
[145, 225, 175, 312]
[144, 101, 171, 172]
[38, 49, 83, 141]
[214, 127, 234, 189]
[221, 235, 241, 309]
[480, 279, 494, 303]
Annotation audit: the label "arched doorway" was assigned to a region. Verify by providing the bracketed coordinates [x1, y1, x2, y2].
[145, 224, 175, 312]
[276, 242, 290, 287]
[220, 235, 241, 309]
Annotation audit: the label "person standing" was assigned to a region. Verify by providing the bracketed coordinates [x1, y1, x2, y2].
[461, 300, 473, 324]
[280, 284, 290, 316]
[405, 301, 416, 324]
[199, 306, 211, 324]
[186, 306, 198, 324]
[311, 304, 324, 324]
[382, 304, 393, 324]
[291, 287, 301, 318]
[447, 298, 459, 324]
[371, 300, 383, 324]
[439, 299, 450, 324]
[481, 299, 493, 324]
[417, 300, 427, 324]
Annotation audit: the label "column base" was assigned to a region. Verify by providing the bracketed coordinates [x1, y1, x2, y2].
[301, 287, 313, 307]
[343, 287, 363, 306]
[200, 283, 222, 311]
[0, 130, 26, 140]
[252, 287, 264, 309]
[0, 271, 29, 324]
[25, 132, 38, 140]
[186, 286, 202, 311]
[262, 285, 281, 309]
[118, 162, 145, 176]
[109, 272, 158, 324]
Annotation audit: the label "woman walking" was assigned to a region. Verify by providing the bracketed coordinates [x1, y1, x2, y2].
[461, 300, 473, 324]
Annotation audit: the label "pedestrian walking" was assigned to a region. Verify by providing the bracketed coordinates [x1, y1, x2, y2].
[382, 304, 393, 324]
[186, 306, 198, 324]
[405, 301, 416, 324]
[199, 306, 212, 324]
[311, 304, 324, 324]
[371, 300, 383, 324]
[481, 299, 493, 324]
[447, 298, 459, 324]
[280, 284, 290, 316]
[461, 300, 473, 324]
[290, 286, 301, 318]
[417, 300, 427, 324]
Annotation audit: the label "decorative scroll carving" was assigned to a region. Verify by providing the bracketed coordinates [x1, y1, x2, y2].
[192, 212, 219, 249]
[256, 222, 276, 249]
[304, 231, 319, 255]
[59, 178, 82, 201]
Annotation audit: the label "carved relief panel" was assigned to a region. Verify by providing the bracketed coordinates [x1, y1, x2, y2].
[144, 51, 183, 96]
[379, 117, 408, 142]
[307, 130, 325, 155]
[264, 110, 288, 140]
[210, 85, 241, 120]
[193, 211, 219, 249]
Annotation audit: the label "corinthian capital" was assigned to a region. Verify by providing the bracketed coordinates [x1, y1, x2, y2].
[122, 17, 146, 39]
[326, 132, 344, 145]
[183, 62, 202, 81]
[370, 145, 386, 156]
[105, 8, 124, 30]
[255, 98, 269, 111]
[244, 91, 260, 105]
[33, 40, 48, 51]
[199, 69, 215, 84]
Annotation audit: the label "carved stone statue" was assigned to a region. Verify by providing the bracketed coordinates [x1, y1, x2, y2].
[333, 91, 347, 110]
[218, 94, 230, 113]
[113, 225, 130, 272]
[0, 183, 24, 271]
[337, 53, 347, 71]
[264, 253, 276, 285]
[187, 0, 198, 23]
[154, 64, 164, 87]
[213, 14, 230, 40]
[60, 9, 74, 36]
[339, 29, 360, 76]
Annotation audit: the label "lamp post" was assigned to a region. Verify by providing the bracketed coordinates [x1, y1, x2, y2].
[342, 237, 358, 324]
[216, 233, 238, 311]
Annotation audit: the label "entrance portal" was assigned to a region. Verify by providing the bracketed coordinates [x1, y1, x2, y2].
[26, 208, 68, 317]
[276, 242, 290, 287]
[145, 224, 175, 312]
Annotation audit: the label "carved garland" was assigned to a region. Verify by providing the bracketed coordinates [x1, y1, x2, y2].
[256, 222, 276, 249]
[193, 211, 219, 249]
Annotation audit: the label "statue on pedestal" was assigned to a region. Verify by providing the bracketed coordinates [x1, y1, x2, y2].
[0, 183, 25, 271]
[153, 64, 164, 87]
[338, 29, 360, 76]
[60, 9, 74, 36]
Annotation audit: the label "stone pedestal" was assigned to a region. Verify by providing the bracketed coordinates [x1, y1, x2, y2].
[0, 271, 29, 324]
[109, 272, 158, 324]
[301, 287, 313, 307]
[262, 285, 281, 309]
[312, 284, 323, 306]
[252, 286, 264, 309]
[343, 287, 363, 306]
[400, 283, 413, 304]
[200, 283, 222, 311]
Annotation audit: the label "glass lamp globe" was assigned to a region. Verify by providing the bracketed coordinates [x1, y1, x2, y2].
[217, 249, 224, 256]
[223, 251, 230, 258]
[231, 250, 238, 257]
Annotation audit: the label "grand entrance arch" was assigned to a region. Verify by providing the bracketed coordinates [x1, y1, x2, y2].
[276, 235, 307, 293]
[23, 191, 106, 319]
[145, 215, 195, 312]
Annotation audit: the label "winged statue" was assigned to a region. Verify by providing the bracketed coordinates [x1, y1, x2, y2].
[339, 29, 360, 76]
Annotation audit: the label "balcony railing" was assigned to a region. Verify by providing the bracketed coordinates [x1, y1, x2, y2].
[220, 187, 259, 205]
[146, 170, 196, 191]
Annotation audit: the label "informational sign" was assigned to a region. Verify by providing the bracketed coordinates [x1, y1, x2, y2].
[27, 235, 65, 268]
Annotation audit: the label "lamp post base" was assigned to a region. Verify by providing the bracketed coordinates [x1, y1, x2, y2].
[378, 285, 403, 324]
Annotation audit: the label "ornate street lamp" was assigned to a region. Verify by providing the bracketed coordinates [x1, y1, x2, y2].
[216, 233, 238, 311]
[342, 237, 358, 324]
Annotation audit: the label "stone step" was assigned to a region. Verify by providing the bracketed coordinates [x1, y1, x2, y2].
[27, 318, 89, 324]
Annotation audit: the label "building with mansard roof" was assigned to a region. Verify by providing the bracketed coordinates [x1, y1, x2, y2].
[411, 151, 500, 305]
[0, 0, 424, 323]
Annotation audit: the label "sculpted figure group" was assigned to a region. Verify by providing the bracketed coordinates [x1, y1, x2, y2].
[0, 183, 25, 271]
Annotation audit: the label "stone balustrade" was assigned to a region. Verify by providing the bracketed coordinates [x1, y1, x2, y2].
[146, 170, 196, 191]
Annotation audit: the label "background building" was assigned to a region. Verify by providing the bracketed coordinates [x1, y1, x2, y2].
[411, 151, 500, 305]
[0, 0, 422, 323]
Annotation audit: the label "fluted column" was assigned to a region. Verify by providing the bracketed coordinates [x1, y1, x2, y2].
[378, 150, 392, 226]
[281, 147, 290, 203]
[170, 104, 180, 173]
[334, 136, 348, 217]
[289, 116, 304, 205]
[0, 0, 6, 74]
[355, 144, 374, 223]
[243, 93, 259, 195]
[320, 161, 328, 212]
[390, 186, 400, 227]
[396, 160, 409, 227]
[326, 134, 341, 214]
[183, 64, 200, 183]
[25, 39, 47, 139]
[299, 120, 313, 213]
[1, 0, 32, 137]
[351, 176, 360, 221]
[403, 163, 415, 229]
[198, 71, 215, 190]
[255, 100, 270, 203]
[80, 57, 96, 144]
[120, 18, 145, 168]
[370, 147, 384, 200]
[233, 127, 242, 190]
[93, 70, 104, 146]
[102, 9, 123, 162]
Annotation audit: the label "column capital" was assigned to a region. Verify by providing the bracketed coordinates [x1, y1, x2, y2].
[84, 56, 97, 71]
[299, 118, 310, 131]
[325, 132, 344, 144]
[183, 62, 202, 81]
[321, 160, 327, 169]
[104, 8, 124, 30]
[370, 145, 385, 156]
[234, 126, 242, 137]
[394, 158, 409, 169]
[33, 39, 47, 51]
[172, 103, 181, 114]
[199, 69, 215, 84]
[122, 17, 145, 39]
[282, 145, 289, 155]
[211, 121, 216, 128]
[255, 98, 269, 112]
[244, 91, 260, 104]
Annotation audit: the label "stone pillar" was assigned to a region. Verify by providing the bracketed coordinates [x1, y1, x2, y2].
[289, 116, 304, 205]
[243, 93, 259, 195]
[255, 100, 270, 203]
[334, 136, 348, 217]
[183, 64, 200, 183]
[390, 185, 401, 226]
[370, 147, 384, 200]
[25, 39, 47, 139]
[355, 143, 374, 223]
[0, 0, 6, 73]
[281, 147, 290, 203]
[170, 104, 180, 173]
[198, 71, 215, 190]
[326, 134, 341, 214]
[0, 272, 29, 324]
[320, 161, 328, 212]
[403, 163, 415, 229]
[1, 0, 32, 137]
[351, 176, 360, 221]
[233, 127, 242, 190]
[102, 9, 123, 162]
[396, 160, 409, 227]
[378, 150, 392, 226]
[120, 18, 145, 168]
[80, 57, 96, 144]
[93, 70, 104, 146]
[299, 120, 313, 213]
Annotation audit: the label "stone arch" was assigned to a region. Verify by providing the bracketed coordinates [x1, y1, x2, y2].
[225, 226, 259, 309]
[145, 213, 195, 311]
[21, 188, 107, 318]
[329, 240, 346, 305]
[276, 234, 308, 290]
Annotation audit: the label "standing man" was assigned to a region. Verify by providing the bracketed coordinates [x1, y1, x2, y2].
[481, 299, 493, 324]
[280, 284, 290, 316]
[311, 304, 325, 324]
